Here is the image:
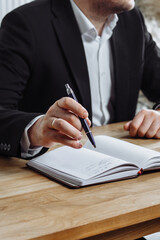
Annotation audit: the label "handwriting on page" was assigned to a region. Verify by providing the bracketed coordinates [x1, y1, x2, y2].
[85, 158, 116, 178]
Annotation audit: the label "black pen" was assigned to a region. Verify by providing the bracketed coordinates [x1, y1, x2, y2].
[65, 84, 96, 148]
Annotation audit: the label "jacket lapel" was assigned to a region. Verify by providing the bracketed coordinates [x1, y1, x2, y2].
[50, 0, 92, 117]
[111, 17, 131, 122]
[50, 0, 132, 123]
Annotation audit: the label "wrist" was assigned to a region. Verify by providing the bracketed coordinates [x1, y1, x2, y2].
[28, 117, 43, 148]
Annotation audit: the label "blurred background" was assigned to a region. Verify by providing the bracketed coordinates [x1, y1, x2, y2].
[136, 0, 160, 47]
[136, 0, 160, 113]
[0, 0, 32, 21]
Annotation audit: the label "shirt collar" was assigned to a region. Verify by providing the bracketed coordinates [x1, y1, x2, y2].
[70, 0, 118, 41]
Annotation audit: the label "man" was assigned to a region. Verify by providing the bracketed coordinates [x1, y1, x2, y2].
[0, 0, 160, 158]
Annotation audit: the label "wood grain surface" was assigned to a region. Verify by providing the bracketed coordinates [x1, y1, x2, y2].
[1, 122, 160, 240]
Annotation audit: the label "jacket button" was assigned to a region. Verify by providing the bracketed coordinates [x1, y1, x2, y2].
[7, 144, 11, 151]
[4, 143, 7, 151]
[0, 143, 3, 150]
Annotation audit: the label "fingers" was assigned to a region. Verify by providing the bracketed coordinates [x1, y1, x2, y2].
[129, 111, 146, 137]
[28, 116, 84, 149]
[49, 117, 82, 140]
[154, 128, 160, 138]
[85, 117, 91, 127]
[47, 97, 90, 130]
[145, 120, 160, 138]
[57, 97, 88, 119]
[124, 121, 131, 131]
[28, 97, 92, 149]
[124, 109, 160, 139]
[50, 109, 82, 130]
[42, 129, 83, 149]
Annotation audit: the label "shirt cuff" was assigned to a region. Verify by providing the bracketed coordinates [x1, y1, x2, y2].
[20, 115, 44, 158]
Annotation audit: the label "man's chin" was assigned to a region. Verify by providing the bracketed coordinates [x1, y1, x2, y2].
[113, 2, 135, 14]
[126, 0, 135, 11]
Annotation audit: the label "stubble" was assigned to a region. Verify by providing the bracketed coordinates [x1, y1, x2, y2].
[90, 0, 135, 18]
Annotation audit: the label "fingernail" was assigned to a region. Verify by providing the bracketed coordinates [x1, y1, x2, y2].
[78, 134, 82, 140]
[77, 140, 83, 148]
[83, 111, 88, 119]
[86, 117, 91, 126]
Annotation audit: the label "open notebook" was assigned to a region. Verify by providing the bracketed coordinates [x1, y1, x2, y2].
[27, 135, 160, 188]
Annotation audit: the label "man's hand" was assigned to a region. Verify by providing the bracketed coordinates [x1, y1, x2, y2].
[28, 97, 91, 149]
[124, 109, 160, 138]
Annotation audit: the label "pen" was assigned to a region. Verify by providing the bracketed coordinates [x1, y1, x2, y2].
[65, 84, 96, 148]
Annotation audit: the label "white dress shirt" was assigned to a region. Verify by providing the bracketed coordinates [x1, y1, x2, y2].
[70, 0, 118, 126]
[21, 0, 118, 158]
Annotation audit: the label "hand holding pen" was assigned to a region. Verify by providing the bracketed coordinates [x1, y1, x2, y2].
[28, 86, 94, 149]
[65, 84, 96, 148]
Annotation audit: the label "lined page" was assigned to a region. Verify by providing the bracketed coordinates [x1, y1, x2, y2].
[29, 146, 134, 180]
[84, 135, 160, 169]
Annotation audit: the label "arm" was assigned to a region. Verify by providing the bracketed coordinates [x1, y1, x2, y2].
[0, 10, 42, 157]
[0, 11, 91, 158]
[28, 97, 90, 149]
[20, 115, 44, 159]
[124, 9, 160, 138]
[21, 98, 91, 158]
[124, 109, 160, 138]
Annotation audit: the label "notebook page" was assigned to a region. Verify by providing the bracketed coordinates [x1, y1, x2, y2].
[30, 146, 135, 180]
[84, 135, 160, 169]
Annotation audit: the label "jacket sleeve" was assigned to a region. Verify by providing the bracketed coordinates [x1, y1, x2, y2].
[0, 10, 43, 158]
[138, 9, 160, 103]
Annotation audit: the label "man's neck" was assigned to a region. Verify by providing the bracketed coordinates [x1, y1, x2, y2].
[73, 0, 109, 36]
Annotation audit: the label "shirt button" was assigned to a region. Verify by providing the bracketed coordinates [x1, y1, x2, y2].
[101, 72, 106, 77]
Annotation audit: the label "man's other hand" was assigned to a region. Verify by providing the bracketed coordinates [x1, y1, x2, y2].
[28, 97, 91, 149]
[124, 109, 160, 138]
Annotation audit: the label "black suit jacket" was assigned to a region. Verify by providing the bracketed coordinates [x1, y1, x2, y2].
[0, 0, 160, 158]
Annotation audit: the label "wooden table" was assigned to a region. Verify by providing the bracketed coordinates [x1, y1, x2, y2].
[1, 122, 160, 240]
